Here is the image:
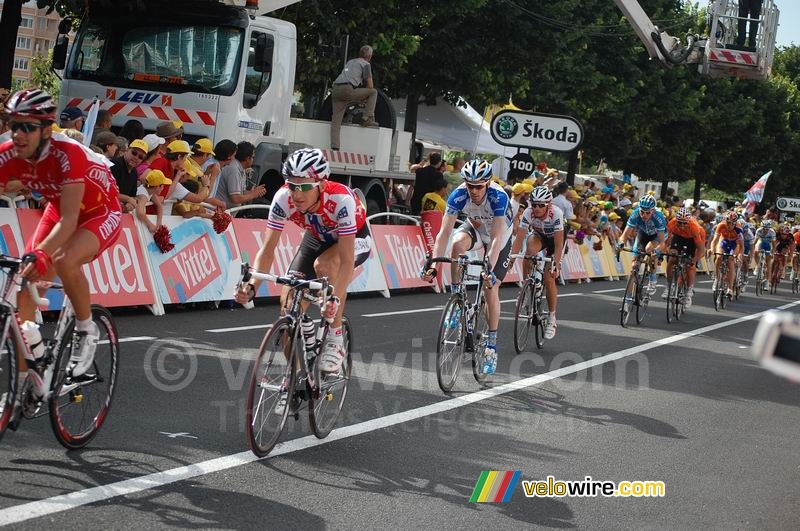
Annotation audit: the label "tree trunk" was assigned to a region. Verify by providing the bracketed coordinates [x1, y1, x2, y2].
[0, 0, 24, 90]
[404, 93, 418, 163]
[693, 177, 702, 206]
[566, 149, 578, 186]
[660, 176, 670, 200]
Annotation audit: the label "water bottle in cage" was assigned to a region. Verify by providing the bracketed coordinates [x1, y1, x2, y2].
[301, 315, 316, 356]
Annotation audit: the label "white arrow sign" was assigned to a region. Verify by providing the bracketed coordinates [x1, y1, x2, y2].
[775, 197, 800, 213]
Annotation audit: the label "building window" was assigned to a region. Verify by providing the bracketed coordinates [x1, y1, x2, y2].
[20, 16, 33, 29]
[39, 17, 46, 30]
[44, 39, 51, 49]
[13, 57, 30, 71]
[16, 36, 31, 49]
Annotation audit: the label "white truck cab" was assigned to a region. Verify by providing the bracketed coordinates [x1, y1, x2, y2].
[54, 0, 413, 214]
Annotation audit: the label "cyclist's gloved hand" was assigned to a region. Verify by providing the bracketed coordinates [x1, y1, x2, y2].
[482, 271, 498, 288]
[420, 258, 437, 283]
[616, 240, 624, 250]
[22, 248, 52, 278]
[234, 282, 255, 306]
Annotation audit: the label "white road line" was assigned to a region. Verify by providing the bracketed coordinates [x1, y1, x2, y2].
[206, 324, 272, 333]
[362, 307, 443, 317]
[2, 298, 797, 526]
[592, 288, 625, 294]
[98, 336, 155, 345]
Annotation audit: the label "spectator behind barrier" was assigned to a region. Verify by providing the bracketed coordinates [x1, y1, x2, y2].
[119, 119, 145, 143]
[214, 141, 267, 213]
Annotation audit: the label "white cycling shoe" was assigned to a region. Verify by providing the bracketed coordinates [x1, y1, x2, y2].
[69, 322, 99, 377]
[318, 340, 345, 373]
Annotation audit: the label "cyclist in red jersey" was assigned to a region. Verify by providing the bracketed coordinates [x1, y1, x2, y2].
[0, 89, 121, 377]
[235, 148, 371, 374]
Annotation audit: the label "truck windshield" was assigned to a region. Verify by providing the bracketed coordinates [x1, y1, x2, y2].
[68, 22, 244, 96]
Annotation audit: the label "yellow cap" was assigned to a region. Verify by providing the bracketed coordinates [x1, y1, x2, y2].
[193, 138, 215, 155]
[129, 139, 149, 153]
[172, 120, 184, 130]
[167, 140, 192, 155]
[145, 169, 172, 187]
[183, 158, 201, 178]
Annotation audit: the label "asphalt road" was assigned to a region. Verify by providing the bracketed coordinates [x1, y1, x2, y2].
[0, 275, 799, 529]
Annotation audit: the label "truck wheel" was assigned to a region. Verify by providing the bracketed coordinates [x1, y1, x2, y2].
[316, 89, 396, 130]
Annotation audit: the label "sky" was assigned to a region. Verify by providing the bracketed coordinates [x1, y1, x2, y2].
[775, 1, 799, 47]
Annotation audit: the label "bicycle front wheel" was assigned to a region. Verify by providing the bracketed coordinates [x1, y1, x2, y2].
[620, 274, 637, 327]
[534, 287, 549, 349]
[674, 271, 686, 321]
[666, 272, 676, 324]
[436, 295, 465, 393]
[246, 317, 296, 457]
[635, 275, 649, 325]
[513, 281, 534, 354]
[0, 319, 17, 443]
[310, 317, 352, 439]
[49, 305, 119, 450]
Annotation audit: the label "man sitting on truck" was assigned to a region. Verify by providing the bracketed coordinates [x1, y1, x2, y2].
[330, 45, 378, 151]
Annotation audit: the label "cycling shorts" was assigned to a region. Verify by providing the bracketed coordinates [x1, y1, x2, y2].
[454, 223, 513, 282]
[287, 224, 372, 280]
[634, 231, 658, 252]
[758, 241, 772, 252]
[720, 239, 738, 254]
[527, 232, 564, 259]
[26, 202, 122, 260]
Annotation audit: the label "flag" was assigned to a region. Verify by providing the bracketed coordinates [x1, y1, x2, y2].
[81, 98, 100, 146]
[742, 170, 772, 214]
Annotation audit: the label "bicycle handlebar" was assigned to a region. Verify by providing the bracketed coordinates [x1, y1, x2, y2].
[428, 256, 486, 267]
[508, 254, 553, 263]
[238, 263, 333, 310]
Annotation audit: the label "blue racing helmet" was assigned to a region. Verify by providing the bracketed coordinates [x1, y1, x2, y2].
[461, 159, 493, 183]
[638, 194, 657, 211]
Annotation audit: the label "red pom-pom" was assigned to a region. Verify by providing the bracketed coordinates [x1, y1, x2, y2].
[212, 209, 232, 234]
[153, 225, 174, 253]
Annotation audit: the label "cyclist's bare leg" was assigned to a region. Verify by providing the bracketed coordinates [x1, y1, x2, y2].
[314, 245, 345, 328]
[726, 256, 736, 290]
[523, 234, 543, 280]
[484, 274, 501, 330]
[15, 268, 58, 373]
[51, 228, 100, 322]
[449, 232, 472, 286]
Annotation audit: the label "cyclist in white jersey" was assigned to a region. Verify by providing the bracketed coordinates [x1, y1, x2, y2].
[422, 159, 514, 375]
[511, 186, 565, 339]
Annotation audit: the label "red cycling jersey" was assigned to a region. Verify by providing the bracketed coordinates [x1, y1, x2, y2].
[0, 133, 122, 257]
[267, 180, 366, 243]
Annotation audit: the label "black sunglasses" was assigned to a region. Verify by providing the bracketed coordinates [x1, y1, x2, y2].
[465, 183, 486, 190]
[531, 203, 548, 209]
[9, 122, 43, 133]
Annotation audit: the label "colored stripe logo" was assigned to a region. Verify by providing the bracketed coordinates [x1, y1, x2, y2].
[470, 470, 522, 503]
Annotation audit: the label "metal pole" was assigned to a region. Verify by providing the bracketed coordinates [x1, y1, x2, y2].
[342, 34, 350, 69]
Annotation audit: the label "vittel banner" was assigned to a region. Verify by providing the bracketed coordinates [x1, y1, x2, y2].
[15, 211, 156, 310]
[146, 216, 241, 304]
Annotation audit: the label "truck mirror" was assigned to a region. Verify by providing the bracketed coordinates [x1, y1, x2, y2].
[253, 33, 273, 73]
[52, 34, 69, 70]
[58, 18, 72, 34]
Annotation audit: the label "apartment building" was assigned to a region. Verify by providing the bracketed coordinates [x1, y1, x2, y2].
[2, 0, 61, 85]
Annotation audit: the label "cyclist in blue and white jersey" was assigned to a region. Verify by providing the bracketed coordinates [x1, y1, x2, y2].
[511, 186, 565, 340]
[423, 159, 514, 375]
[753, 219, 777, 282]
[616, 194, 667, 294]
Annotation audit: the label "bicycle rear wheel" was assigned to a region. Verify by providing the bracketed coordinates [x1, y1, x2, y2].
[309, 317, 352, 439]
[513, 281, 534, 354]
[620, 273, 637, 327]
[49, 305, 119, 450]
[435, 295, 465, 393]
[472, 300, 489, 386]
[0, 319, 17, 443]
[246, 317, 296, 457]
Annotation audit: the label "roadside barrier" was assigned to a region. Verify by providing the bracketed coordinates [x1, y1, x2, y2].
[0, 205, 710, 314]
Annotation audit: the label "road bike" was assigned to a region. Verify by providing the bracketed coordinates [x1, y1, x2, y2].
[791, 253, 799, 295]
[754, 250, 771, 296]
[664, 248, 691, 323]
[0, 255, 119, 448]
[713, 252, 735, 311]
[428, 256, 491, 393]
[617, 248, 658, 327]
[733, 253, 749, 301]
[239, 265, 351, 457]
[511, 253, 553, 352]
